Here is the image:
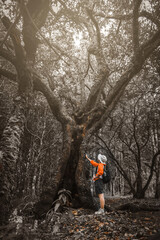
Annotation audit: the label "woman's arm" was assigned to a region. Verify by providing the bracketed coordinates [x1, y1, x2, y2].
[86, 155, 99, 167]
[86, 154, 92, 162]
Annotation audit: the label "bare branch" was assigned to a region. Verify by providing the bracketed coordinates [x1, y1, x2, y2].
[116, 20, 122, 34]
[140, 10, 160, 28]
[143, 149, 160, 193]
[0, 67, 76, 123]
[87, 26, 160, 134]
[1, 16, 25, 62]
[21, 2, 71, 65]
[0, 14, 21, 50]
[57, 0, 67, 9]
[86, 8, 101, 47]
[140, 28, 160, 59]
[132, 0, 142, 56]
[0, 48, 17, 66]
[33, 73, 73, 126]
[83, 53, 94, 79]
[0, 68, 17, 82]
[2, 16, 24, 63]
[96, 10, 160, 28]
[132, 95, 144, 158]
[95, 12, 132, 20]
[140, 126, 150, 150]
[75, 9, 110, 120]
[49, 8, 64, 25]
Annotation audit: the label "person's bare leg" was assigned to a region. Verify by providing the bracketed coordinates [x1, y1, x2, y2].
[98, 193, 105, 209]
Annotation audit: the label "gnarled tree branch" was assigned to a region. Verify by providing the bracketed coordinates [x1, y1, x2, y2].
[0, 69, 17, 82]
[87, 27, 160, 134]
[1, 16, 25, 63]
[0, 48, 17, 67]
[33, 74, 73, 126]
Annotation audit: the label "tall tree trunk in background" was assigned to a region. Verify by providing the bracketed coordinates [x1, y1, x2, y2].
[0, 62, 33, 224]
[155, 159, 160, 199]
[0, 24, 32, 224]
[0, 94, 29, 224]
[0, 0, 50, 223]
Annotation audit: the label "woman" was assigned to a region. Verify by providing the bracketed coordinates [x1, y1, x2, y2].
[86, 153, 107, 214]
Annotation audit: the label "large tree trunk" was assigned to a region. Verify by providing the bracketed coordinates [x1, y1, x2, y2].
[133, 189, 145, 199]
[76, 151, 98, 210]
[63, 133, 98, 209]
[0, 96, 27, 224]
[0, 1, 49, 223]
[155, 159, 160, 199]
[34, 126, 97, 218]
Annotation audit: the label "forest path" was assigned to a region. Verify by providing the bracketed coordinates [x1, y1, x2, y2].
[0, 198, 160, 240]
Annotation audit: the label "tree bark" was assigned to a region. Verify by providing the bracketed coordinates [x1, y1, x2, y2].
[0, 95, 27, 224]
[76, 148, 98, 210]
[34, 125, 98, 217]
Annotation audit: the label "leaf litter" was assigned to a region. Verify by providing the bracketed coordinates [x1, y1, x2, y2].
[0, 198, 160, 240]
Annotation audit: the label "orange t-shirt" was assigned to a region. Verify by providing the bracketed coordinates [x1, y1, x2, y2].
[90, 160, 106, 181]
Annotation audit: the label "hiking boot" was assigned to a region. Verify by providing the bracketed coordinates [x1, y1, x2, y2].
[95, 208, 104, 215]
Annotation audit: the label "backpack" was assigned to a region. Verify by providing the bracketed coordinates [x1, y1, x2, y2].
[102, 165, 111, 184]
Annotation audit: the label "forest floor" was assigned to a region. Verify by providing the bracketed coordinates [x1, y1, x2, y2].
[0, 197, 160, 240]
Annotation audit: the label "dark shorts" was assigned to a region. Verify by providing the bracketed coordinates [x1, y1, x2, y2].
[95, 179, 104, 195]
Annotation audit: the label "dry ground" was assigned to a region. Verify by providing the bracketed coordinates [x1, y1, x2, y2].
[0, 198, 160, 240]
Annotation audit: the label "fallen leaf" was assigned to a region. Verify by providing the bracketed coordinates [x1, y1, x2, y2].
[99, 222, 104, 227]
[72, 210, 78, 215]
